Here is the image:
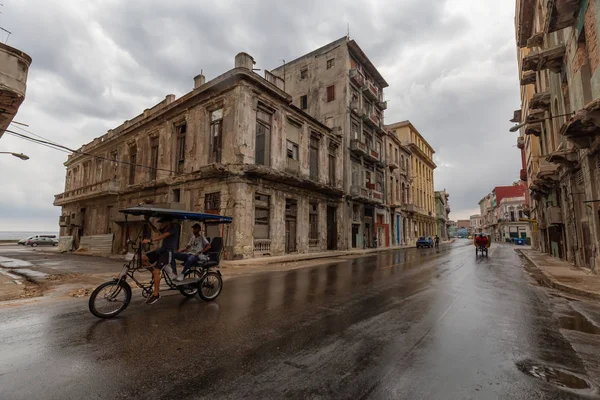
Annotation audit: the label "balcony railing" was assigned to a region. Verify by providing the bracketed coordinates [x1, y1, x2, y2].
[376, 100, 387, 110]
[388, 159, 399, 170]
[364, 81, 379, 100]
[309, 239, 319, 249]
[369, 113, 380, 127]
[350, 139, 368, 157]
[365, 147, 380, 163]
[54, 179, 119, 206]
[253, 239, 271, 255]
[351, 185, 370, 200]
[371, 190, 383, 203]
[349, 69, 365, 88]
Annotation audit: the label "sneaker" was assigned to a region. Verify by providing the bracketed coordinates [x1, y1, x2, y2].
[175, 273, 185, 282]
[146, 294, 160, 305]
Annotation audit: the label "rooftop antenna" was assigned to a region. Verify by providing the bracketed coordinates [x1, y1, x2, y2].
[347, 23, 350, 38]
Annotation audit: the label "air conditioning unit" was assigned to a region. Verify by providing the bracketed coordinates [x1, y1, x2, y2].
[59, 215, 70, 227]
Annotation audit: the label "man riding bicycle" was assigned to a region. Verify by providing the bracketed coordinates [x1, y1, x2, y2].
[141, 216, 179, 305]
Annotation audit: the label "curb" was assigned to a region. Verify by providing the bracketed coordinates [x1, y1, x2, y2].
[516, 249, 600, 301]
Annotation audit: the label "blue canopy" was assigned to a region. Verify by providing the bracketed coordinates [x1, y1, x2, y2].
[120, 206, 232, 224]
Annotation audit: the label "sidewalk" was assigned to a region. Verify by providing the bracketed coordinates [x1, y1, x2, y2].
[518, 249, 600, 300]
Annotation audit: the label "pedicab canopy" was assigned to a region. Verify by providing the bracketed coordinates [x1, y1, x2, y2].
[120, 206, 232, 225]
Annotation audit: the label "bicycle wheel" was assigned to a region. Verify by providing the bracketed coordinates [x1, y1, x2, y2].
[178, 269, 202, 297]
[198, 271, 223, 301]
[89, 280, 132, 319]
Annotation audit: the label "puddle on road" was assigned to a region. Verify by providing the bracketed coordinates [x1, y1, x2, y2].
[516, 360, 591, 391]
[558, 310, 600, 335]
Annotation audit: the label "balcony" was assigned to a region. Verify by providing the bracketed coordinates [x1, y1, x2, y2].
[510, 109, 522, 123]
[371, 190, 383, 204]
[520, 168, 528, 181]
[405, 204, 416, 213]
[547, 148, 578, 170]
[545, 0, 580, 33]
[54, 179, 119, 206]
[547, 206, 563, 225]
[364, 81, 379, 101]
[529, 91, 551, 111]
[351, 185, 370, 201]
[388, 159, 399, 170]
[561, 98, 600, 148]
[376, 100, 387, 110]
[522, 45, 566, 73]
[517, 136, 525, 149]
[520, 71, 537, 86]
[349, 69, 365, 88]
[350, 99, 361, 115]
[0, 43, 32, 137]
[59, 215, 70, 227]
[525, 122, 542, 136]
[350, 139, 368, 157]
[365, 147, 380, 163]
[253, 239, 271, 256]
[368, 112, 380, 127]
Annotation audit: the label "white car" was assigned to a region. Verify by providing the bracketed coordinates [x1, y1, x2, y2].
[21, 235, 58, 247]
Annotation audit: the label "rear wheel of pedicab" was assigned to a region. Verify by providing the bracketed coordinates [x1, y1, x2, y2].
[198, 271, 223, 301]
[178, 269, 203, 297]
[89, 280, 132, 319]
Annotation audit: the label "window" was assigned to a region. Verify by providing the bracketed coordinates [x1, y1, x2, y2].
[172, 189, 181, 203]
[327, 85, 335, 102]
[256, 108, 272, 166]
[352, 163, 359, 186]
[328, 151, 336, 185]
[286, 140, 299, 160]
[204, 192, 221, 212]
[375, 172, 383, 192]
[254, 194, 270, 239]
[95, 159, 103, 182]
[309, 202, 318, 240]
[510, 211, 515, 222]
[326, 58, 335, 69]
[300, 67, 308, 80]
[300, 95, 308, 110]
[83, 161, 91, 183]
[150, 137, 159, 181]
[210, 108, 223, 163]
[352, 121, 360, 140]
[176, 123, 187, 173]
[128, 147, 136, 185]
[309, 136, 319, 180]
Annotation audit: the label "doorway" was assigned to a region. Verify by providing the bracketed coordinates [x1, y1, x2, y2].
[285, 199, 297, 253]
[352, 224, 359, 248]
[327, 206, 337, 250]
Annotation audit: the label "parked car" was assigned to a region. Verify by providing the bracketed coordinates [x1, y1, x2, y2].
[416, 236, 434, 248]
[18, 234, 56, 246]
[27, 236, 58, 247]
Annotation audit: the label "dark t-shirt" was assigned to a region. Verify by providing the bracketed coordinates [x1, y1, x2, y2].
[160, 225, 179, 251]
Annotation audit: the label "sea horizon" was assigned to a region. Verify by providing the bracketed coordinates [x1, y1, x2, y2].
[0, 231, 60, 240]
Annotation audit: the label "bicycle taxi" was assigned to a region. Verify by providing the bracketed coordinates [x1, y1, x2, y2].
[88, 206, 232, 318]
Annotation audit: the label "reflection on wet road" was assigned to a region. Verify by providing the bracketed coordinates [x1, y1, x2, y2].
[1, 242, 599, 399]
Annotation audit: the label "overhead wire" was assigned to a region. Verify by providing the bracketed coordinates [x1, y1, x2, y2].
[1, 127, 178, 174]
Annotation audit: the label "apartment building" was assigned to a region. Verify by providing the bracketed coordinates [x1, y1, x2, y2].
[387, 121, 437, 238]
[272, 36, 392, 248]
[435, 189, 451, 240]
[54, 53, 345, 259]
[514, 0, 600, 269]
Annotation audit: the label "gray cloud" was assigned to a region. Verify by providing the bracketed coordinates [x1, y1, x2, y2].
[1, 0, 520, 229]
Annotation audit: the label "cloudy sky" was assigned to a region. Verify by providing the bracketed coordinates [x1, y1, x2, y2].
[0, 0, 521, 231]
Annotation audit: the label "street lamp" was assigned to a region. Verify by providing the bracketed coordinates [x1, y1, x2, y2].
[0, 152, 29, 160]
[509, 122, 526, 132]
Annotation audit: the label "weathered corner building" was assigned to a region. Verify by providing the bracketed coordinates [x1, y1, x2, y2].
[514, 0, 600, 270]
[0, 43, 31, 138]
[478, 184, 531, 242]
[54, 53, 346, 259]
[435, 189, 450, 240]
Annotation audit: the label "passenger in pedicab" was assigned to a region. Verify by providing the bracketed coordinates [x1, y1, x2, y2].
[173, 223, 211, 281]
[141, 216, 179, 305]
[475, 233, 489, 248]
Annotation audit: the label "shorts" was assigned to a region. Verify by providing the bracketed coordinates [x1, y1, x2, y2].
[146, 249, 172, 269]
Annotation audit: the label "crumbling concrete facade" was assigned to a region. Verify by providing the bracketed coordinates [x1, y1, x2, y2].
[271, 37, 392, 249]
[54, 53, 345, 259]
[515, 0, 600, 271]
[0, 43, 31, 138]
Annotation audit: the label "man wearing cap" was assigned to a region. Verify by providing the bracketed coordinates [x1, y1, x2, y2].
[173, 223, 211, 281]
[141, 217, 179, 305]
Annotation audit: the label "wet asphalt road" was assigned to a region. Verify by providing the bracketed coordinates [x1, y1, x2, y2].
[2, 241, 600, 399]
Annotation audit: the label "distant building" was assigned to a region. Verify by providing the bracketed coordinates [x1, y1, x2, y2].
[456, 220, 470, 233]
[448, 220, 457, 237]
[435, 189, 450, 240]
[456, 227, 469, 238]
[478, 184, 529, 242]
[469, 214, 483, 234]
